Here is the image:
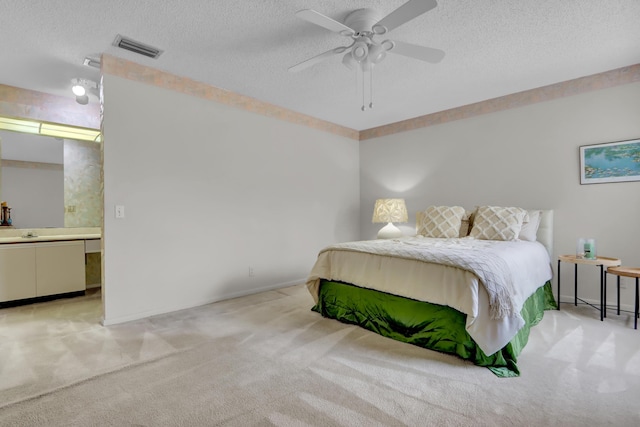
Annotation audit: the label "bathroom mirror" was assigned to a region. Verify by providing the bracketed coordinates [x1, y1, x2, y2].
[0, 128, 101, 229]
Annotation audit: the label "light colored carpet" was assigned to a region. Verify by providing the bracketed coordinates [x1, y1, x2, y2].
[1, 285, 639, 426]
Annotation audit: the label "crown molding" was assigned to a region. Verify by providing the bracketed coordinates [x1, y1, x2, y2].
[359, 63, 640, 140]
[100, 54, 360, 141]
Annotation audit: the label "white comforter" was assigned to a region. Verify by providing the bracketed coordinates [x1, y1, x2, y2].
[306, 236, 553, 356]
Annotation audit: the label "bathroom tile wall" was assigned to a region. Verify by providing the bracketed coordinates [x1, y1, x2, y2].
[64, 139, 101, 228]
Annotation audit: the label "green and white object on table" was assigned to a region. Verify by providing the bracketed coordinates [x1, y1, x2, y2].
[577, 237, 596, 260]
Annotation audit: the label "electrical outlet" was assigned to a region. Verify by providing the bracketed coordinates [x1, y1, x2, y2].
[248, 266, 255, 277]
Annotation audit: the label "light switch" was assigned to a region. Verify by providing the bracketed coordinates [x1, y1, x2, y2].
[115, 205, 125, 219]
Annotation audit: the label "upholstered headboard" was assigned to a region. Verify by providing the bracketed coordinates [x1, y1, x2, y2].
[536, 210, 554, 257]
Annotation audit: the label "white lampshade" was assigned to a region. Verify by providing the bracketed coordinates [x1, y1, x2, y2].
[372, 198, 408, 223]
[372, 198, 408, 239]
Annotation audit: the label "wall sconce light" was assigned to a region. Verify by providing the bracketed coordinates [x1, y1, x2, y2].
[372, 198, 408, 239]
[70, 78, 98, 105]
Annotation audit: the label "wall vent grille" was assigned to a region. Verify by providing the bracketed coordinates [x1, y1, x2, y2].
[112, 35, 163, 59]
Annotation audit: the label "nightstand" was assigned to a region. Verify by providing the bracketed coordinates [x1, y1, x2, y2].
[606, 266, 640, 330]
[557, 255, 621, 321]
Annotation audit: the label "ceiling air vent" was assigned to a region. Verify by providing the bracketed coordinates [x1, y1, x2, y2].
[112, 35, 163, 59]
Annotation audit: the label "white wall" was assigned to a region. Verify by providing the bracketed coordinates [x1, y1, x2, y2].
[360, 82, 640, 307]
[101, 75, 360, 324]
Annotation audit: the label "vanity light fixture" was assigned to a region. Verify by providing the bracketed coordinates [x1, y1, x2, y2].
[0, 116, 101, 142]
[372, 198, 408, 239]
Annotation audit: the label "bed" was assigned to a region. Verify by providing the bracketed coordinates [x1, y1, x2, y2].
[306, 206, 555, 377]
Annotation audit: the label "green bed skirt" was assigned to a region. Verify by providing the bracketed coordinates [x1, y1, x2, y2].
[312, 280, 556, 377]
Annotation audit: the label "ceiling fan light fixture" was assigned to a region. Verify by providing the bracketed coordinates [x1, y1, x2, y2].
[290, 1, 444, 110]
[342, 52, 356, 70]
[351, 41, 368, 62]
[368, 43, 387, 64]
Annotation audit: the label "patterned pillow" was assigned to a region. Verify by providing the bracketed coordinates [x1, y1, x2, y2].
[469, 206, 528, 241]
[417, 206, 466, 238]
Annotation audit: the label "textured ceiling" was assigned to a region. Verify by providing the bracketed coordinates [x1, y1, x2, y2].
[1, 0, 639, 131]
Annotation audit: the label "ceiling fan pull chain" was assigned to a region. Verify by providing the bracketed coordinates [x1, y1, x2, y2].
[369, 68, 374, 109]
[361, 67, 366, 111]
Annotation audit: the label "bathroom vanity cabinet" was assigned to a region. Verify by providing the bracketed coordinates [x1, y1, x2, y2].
[0, 241, 85, 303]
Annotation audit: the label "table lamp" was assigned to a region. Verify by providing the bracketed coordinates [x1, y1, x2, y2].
[372, 198, 408, 239]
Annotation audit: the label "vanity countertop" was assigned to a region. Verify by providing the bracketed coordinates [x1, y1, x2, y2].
[0, 227, 101, 245]
[0, 234, 100, 244]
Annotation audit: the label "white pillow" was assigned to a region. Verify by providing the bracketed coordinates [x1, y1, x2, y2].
[417, 206, 466, 238]
[469, 206, 528, 241]
[518, 210, 542, 241]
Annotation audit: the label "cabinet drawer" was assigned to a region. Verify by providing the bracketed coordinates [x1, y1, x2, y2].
[85, 239, 101, 254]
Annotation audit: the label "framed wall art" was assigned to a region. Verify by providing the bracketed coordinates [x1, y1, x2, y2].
[580, 138, 640, 184]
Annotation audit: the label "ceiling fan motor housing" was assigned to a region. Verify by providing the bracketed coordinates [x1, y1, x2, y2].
[344, 8, 381, 36]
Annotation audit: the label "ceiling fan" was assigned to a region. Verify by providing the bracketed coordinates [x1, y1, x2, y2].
[289, 0, 445, 111]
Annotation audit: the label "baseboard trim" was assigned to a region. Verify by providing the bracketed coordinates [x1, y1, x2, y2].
[101, 278, 305, 326]
[0, 290, 85, 309]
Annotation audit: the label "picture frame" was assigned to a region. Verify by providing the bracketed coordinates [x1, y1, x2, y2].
[580, 138, 640, 184]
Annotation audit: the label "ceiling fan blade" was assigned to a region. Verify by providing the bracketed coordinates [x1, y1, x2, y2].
[374, 0, 438, 33]
[296, 9, 355, 35]
[288, 46, 349, 72]
[385, 40, 445, 63]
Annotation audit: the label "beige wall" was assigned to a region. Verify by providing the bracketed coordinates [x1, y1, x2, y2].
[101, 74, 360, 324]
[360, 82, 640, 307]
